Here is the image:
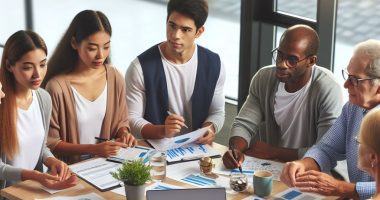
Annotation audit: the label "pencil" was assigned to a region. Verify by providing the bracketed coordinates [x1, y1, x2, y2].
[230, 145, 243, 174]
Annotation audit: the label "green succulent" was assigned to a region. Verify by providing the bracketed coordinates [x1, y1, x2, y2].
[111, 160, 152, 186]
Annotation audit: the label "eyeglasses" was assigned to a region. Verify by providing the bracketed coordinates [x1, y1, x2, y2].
[354, 136, 361, 145]
[271, 48, 310, 68]
[341, 69, 379, 87]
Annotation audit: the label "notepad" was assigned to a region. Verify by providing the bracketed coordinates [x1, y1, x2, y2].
[70, 158, 122, 191]
[106, 146, 152, 164]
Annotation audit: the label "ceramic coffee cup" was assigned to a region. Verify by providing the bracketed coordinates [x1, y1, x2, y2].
[253, 170, 273, 197]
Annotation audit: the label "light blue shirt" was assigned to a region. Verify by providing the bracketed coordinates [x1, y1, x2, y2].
[304, 102, 377, 199]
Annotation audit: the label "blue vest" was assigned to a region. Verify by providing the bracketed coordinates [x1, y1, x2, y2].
[138, 44, 221, 130]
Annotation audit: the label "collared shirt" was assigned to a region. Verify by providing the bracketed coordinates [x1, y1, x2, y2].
[305, 102, 378, 199]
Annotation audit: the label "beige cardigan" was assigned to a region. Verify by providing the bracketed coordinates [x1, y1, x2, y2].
[45, 66, 130, 163]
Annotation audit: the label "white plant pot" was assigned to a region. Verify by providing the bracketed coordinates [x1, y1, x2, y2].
[124, 183, 146, 200]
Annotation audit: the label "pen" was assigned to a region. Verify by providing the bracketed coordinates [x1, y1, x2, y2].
[167, 111, 189, 128]
[95, 137, 110, 142]
[229, 145, 243, 174]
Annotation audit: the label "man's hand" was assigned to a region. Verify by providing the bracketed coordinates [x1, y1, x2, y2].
[197, 125, 215, 144]
[164, 113, 187, 137]
[246, 141, 275, 160]
[222, 149, 245, 169]
[295, 170, 345, 196]
[280, 161, 306, 187]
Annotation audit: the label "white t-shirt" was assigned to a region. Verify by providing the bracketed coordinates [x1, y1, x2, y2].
[12, 90, 44, 169]
[274, 68, 314, 148]
[126, 44, 226, 137]
[72, 83, 107, 144]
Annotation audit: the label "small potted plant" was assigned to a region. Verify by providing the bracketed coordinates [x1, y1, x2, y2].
[111, 160, 152, 200]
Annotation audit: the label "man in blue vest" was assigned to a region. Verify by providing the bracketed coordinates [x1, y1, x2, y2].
[125, 0, 225, 144]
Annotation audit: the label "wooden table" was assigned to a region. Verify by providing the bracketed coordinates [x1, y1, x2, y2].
[1, 142, 289, 200]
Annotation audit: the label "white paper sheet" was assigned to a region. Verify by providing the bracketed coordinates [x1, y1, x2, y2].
[40, 184, 84, 194]
[214, 155, 284, 181]
[274, 188, 324, 200]
[35, 192, 105, 200]
[166, 144, 220, 163]
[166, 160, 229, 189]
[147, 126, 209, 151]
[69, 158, 122, 191]
[107, 146, 152, 163]
[111, 181, 184, 196]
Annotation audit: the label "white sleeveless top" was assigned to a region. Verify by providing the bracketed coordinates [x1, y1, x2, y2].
[12, 90, 44, 169]
[72, 83, 107, 145]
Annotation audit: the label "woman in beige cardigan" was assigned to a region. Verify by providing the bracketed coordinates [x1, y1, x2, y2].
[42, 10, 136, 164]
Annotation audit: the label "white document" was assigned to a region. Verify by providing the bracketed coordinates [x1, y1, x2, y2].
[274, 188, 324, 200]
[107, 146, 152, 163]
[40, 184, 84, 194]
[166, 144, 220, 163]
[145, 182, 184, 191]
[69, 158, 122, 191]
[147, 126, 209, 151]
[111, 181, 184, 196]
[214, 155, 284, 181]
[166, 160, 229, 189]
[35, 192, 105, 200]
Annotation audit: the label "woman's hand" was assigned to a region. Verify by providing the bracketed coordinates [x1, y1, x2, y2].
[94, 141, 128, 157]
[44, 157, 70, 181]
[22, 169, 77, 190]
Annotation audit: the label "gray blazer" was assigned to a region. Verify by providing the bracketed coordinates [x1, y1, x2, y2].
[0, 88, 54, 189]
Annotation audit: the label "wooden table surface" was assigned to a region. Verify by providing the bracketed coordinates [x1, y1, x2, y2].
[0, 141, 293, 200]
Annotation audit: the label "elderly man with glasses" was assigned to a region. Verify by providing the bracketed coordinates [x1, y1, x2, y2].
[280, 39, 380, 199]
[222, 24, 343, 167]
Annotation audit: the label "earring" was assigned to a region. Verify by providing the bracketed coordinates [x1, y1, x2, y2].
[371, 161, 376, 168]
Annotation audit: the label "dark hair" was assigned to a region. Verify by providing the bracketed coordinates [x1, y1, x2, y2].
[0, 30, 47, 159]
[167, 0, 208, 30]
[42, 10, 112, 87]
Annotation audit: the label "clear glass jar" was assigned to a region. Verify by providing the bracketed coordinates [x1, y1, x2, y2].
[229, 173, 248, 192]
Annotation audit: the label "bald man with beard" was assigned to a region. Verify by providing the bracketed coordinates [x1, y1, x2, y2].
[223, 24, 343, 167]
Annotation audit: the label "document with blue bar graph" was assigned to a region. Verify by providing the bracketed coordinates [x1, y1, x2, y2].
[147, 126, 210, 151]
[166, 143, 220, 164]
[106, 146, 152, 164]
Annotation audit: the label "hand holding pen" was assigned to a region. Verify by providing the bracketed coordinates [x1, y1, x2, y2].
[165, 111, 188, 138]
[222, 145, 245, 170]
[94, 137, 128, 157]
[230, 145, 243, 173]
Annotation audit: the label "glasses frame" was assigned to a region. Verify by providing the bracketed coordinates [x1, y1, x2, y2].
[271, 48, 310, 68]
[354, 136, 361, 145]
[341, 69, 379, 87]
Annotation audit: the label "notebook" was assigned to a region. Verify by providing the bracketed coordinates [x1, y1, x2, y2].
[146, 187, 226, 200]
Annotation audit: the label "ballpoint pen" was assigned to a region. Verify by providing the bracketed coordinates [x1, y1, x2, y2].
[95, 137, 110, 142]
[230, 145, 243, 174]
[167, 111, 189, 128]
